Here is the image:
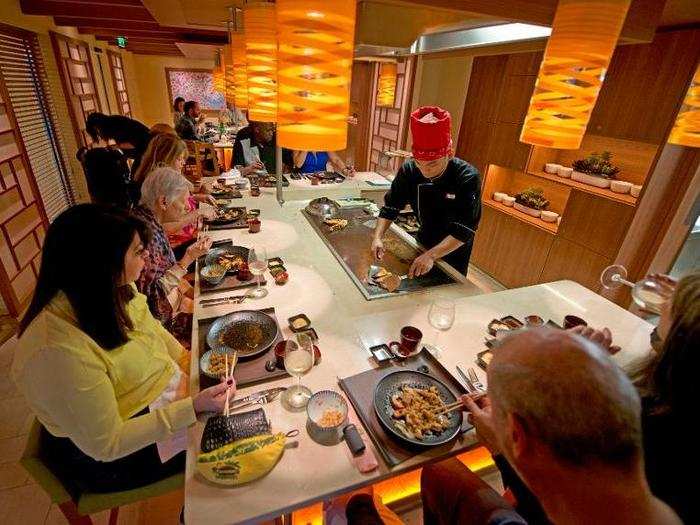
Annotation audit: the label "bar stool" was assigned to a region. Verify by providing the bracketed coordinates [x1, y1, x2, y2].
[20, 420, 184, 525]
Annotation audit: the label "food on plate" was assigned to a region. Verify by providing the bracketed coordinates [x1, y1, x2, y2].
[216, 253, 245, 272]
[207, 352, 231, 377]
[274, 271, 289, 285]
[291, 318, 308, 330]
[319, 409, 344, 428]
[390, 385, 450, 441]
[324, 218, 348, 232]
[210, 207, 242, 222]
[219, 322, 264, 352]
[201, 265, 225, 279]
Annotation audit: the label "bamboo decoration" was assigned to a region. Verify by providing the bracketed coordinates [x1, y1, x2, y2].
[520, 0, 631, 150]
[224, 44, 235, 106]
[377, 62, 397, 107]
[230, 28, 248, 109]
[244, 2, 277, 122]
[212, 49, 225, 94]
[668, 66, 700, 148]
[276, 0, 356, 151]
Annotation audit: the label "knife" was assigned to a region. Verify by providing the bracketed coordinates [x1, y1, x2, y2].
[231, 387, 286, 408]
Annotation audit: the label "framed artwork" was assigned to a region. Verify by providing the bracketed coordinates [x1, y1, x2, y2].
[165, 68, 225, 111]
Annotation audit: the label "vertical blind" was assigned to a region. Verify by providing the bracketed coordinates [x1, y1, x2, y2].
[0, 28, 74, 221]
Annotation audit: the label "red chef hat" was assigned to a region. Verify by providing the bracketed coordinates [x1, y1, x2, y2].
[410, 106, 452, 161]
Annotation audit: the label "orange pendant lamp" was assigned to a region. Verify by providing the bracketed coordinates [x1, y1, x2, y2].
[212, 49, 225, 94]
[377, 62, 397, 107]
[244, 2, 277, 122]
[230, 28, 248, 110]
[276, 0, 357, 151]
[224, 44, 235, 106]
[668, 66, 700, 148]
[520, 0, 631, 150]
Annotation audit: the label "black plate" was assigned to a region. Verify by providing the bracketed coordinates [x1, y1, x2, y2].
[205, 245, 249, 274]
[206, 310, 279, 358]
[373, 370, 462, 447]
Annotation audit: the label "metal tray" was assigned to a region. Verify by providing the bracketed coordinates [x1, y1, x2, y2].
[206, 310, 279, 358]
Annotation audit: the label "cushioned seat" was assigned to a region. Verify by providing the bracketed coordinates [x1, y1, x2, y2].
[21, 420, 183, 524]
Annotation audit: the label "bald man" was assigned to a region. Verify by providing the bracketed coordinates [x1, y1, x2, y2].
[420, 329, 681, 525]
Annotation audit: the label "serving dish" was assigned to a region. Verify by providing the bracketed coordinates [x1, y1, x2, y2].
[207, 310, 279, 357]
[307, 390, 348, 439]
[305, 197, 340, 219]
[288, 313, 311, 332]
[205, 206, 245, 226]
[373, 370, 462, 447]
[205, 245, 249, 274]
[200, 264, 226, 285]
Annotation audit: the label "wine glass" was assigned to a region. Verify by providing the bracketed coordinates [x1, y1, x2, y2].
[600, 264, 669, 314]
[283, 334, 314, 410]
[425, 297, 456, 358]
[247, 246, 268, 299]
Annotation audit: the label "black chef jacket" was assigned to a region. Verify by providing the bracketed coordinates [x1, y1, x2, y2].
[379, 158, 481, 274]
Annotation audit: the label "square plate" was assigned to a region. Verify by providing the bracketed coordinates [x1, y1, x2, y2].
[288, 313, 311, 332]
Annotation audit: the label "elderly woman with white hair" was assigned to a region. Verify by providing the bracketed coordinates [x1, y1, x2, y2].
[132, 167, 212, 326]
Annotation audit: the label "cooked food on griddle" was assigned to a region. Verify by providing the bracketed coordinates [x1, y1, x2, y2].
[216, 253, 245, 272]
[324, 218, 348, 232]
[219, 322, 264, 352]
[373, 267, 401, 293]
[390, 385, 451, 441]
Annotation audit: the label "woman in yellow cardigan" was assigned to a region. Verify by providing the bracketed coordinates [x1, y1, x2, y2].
[12, 204, 234, 493]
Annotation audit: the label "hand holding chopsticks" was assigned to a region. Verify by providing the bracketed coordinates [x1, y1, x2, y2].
[222, 352, 238, 416]
[434, 391, 487, 416]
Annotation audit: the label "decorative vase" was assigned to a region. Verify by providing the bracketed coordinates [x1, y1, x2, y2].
[513, 202, 542, 217]
[557, 166, 573, 178]
[630, 184, 642, 197]
[502, 196, 515, 207]
[571, 171, 611, 189]
[540, 210, 559, 223]
[544, 163, 562, 174]
[610, 180, 632, 194]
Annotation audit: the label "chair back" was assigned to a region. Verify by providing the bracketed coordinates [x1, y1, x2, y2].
[20, 419, 73, 504]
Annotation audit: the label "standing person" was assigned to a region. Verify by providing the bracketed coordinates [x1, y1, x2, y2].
[176, 101, 203, 141]
[371, 106, 481, 277]
[173, 97, 185, 127]
[85, 112, 152, 175]
[232, 121, 292, 175]
[293, 150, 354, 177]
[419, 329, 681, 525]
[12, 204, 233, 494]
[81, 147, 135, 209]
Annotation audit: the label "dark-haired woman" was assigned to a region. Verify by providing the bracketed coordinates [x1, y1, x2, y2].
[11, 204, 233, 493]
[173, 96, 185, 127]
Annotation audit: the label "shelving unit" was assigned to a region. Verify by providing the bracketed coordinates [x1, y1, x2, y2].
[528, 169, 638, 206]
[483, 199, 558, 234]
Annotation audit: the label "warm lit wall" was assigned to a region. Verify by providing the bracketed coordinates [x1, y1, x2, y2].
[129, 55, 214, 127]
[410, 54, 473, 149]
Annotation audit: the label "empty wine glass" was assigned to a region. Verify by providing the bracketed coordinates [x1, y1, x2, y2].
[425, 297, 456, 358]
[283, 334, 314, 410]
[247, 246, 268, 299]
[600, 264, 669, 314]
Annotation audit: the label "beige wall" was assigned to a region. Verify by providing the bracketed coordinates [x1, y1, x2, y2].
[410, 53, 473, 150]
[129, 55, 214, 128]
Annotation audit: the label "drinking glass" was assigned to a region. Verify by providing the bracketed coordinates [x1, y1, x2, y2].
[247, 246, 268, 299]
[425, 297, 456, 358]
[600, 265, 669, 314]
[283, 333, 314, 409]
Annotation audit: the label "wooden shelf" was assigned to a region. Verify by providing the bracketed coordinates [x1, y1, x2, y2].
[528, 170, 638, 206]
[483, 199, 558, 234]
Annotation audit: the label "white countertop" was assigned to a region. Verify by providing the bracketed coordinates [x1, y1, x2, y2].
[185, 193, 654, 524]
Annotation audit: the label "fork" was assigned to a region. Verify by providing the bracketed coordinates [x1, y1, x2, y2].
[468, 367, 486, 392]
[200, 295, 246, 307]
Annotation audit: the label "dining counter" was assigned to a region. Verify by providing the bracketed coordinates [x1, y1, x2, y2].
[185, 191, 655, 524]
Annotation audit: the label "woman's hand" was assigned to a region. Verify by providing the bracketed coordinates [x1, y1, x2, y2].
[462, 394, 501, 454]
[193, 193, 217, 205]
[193, 381, 236, 415]
[181, 236, 212, 268]
[568, 325, 621, 355]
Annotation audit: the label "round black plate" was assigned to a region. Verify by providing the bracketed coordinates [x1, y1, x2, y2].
[373, 370, 462, 447]
[207, 310, 278, 358]
[205, 245, 249, 274]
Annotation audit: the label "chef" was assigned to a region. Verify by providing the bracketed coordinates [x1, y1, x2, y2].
[371, 106, 481, 277]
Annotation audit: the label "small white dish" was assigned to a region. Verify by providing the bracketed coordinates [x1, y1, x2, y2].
[493, 192, 508, 202]
[502, 196, 516, 207]
[540, 210, 559, 223]
[630, 184, 642, 197]
[557, 166, 573, 178]
[513, 202, 541, 217]
[544, 163, 561, 174]
[610, 180, 632, 194]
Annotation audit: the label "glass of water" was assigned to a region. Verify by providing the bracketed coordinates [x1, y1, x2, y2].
[247, 246, 268, 299]
[426, 297, 456, 358]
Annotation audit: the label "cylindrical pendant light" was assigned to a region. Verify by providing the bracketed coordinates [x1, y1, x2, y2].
[244, 2, 277, 122]
[668, 66, 700, 148]
[212, 49, 225, 94]
[377, 62, 397, 107]
[230, 28, 248, 110]
[520, 0, 631, 150]
[276, 0, 356, 151]
[224, 44, 235, 106]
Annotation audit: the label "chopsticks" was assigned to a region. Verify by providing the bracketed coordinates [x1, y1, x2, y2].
[433, 392, 487, 416]
[223, 351, 238, 416]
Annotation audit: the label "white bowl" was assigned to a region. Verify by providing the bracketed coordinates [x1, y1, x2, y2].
[557, 166, 573, 178]
[502, 196, 515, 207]
[513, 202, 541, 217]
[544, 163, 561, 174]
[630, 184, 642, 197]
[540, 210, 559, 223]
[493, 192, 508, 202]
[571, 171, 611, 188]
[610, 180, 632, 194]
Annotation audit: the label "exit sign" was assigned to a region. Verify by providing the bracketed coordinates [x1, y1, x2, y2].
[116, 36, 127, 48]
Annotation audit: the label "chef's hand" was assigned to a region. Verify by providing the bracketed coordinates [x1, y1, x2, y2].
[371, 238, 385, 260]
[462, 395, 500, 454]
[409, 252, 434, 278]
[568, 325, 621, 355]
[193, 381, 236, 415]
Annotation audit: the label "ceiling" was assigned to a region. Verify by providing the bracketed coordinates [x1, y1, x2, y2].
[20, 0, 700, 58]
